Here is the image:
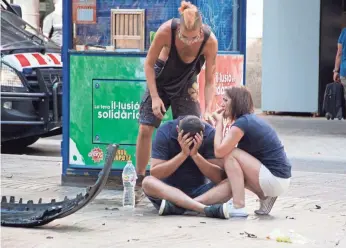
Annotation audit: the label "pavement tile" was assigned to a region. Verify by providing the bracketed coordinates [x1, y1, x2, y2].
[1, 117, 346, 247]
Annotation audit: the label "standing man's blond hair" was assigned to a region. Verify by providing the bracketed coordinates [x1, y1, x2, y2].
[179, 1, 202, 30]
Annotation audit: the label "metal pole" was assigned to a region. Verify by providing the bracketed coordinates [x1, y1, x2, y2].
[62, 0, 72, 177]
[240, 0, 247, 85]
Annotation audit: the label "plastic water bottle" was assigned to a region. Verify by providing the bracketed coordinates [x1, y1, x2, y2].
[122, 160, 137, 208]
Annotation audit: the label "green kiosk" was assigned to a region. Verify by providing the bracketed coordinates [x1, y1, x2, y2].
[61, 0, 247, 186]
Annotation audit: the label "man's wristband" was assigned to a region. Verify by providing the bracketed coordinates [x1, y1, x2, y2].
[333, 69, 339, 73]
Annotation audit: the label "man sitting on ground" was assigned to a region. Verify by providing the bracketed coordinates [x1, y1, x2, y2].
[142, 115, 229, 219]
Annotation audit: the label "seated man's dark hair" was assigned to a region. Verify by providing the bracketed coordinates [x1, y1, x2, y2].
[178, 115, 205, 137]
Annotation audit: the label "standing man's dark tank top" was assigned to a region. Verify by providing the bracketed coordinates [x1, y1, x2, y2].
[154, 18, 211, 99]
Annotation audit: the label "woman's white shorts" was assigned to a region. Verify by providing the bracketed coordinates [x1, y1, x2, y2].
[259, 165, 291, 197]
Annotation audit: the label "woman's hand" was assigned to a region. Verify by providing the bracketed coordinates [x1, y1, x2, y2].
[212, 108, 225, 124]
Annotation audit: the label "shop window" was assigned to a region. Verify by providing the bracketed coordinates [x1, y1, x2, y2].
[72, 0, 240, 52]
[196, 0, 240, 51]
[110, 9, 145, 51]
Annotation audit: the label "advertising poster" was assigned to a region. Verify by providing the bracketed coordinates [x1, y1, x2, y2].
[92, 80, 146, 145]
[69, 76, 172, 168]
[198, 54, 244, 134]
[198, 54, 244, 114]
[89, 79, 171, 168]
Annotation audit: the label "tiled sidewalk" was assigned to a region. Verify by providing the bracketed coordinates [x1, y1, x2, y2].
[1, 153, 346, 248]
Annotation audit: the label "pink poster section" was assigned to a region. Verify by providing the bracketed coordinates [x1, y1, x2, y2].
[198, 54, 244, 134]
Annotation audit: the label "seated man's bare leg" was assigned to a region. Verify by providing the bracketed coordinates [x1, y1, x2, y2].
[194, 179, 232, 205]
[142, 176, 229, 219]
[142, 176, 206, 213]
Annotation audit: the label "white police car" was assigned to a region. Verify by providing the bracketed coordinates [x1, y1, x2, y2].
[1, 0, 63, 151]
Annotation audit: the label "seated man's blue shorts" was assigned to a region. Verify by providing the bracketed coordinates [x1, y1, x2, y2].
[146, 182, 215, 210]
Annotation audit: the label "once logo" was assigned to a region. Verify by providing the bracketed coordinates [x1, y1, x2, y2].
[88, 147, 104, 163]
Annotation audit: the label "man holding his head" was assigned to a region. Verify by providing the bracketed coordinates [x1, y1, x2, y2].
[142, 115, 229, 219]
[135, 1, 218, 203]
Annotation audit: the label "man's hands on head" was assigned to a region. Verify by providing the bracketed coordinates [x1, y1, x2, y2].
[177, 128, 203, 157]
[178, 130, 193, 157]
[190, 132, 203, 157]
[176, 125, 225, 184]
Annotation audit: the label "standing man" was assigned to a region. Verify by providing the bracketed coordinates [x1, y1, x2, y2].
[333, 27, 346, 115]
[135, 0, 218, 203]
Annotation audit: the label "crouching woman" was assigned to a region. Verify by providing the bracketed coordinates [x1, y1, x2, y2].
[212, 86, 292, 216]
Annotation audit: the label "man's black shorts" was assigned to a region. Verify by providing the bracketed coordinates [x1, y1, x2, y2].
[146, 182, 215, 210]
[138, 88, 201, 128]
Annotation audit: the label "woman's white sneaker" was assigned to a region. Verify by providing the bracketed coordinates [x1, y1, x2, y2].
[228, 201, 248, 217]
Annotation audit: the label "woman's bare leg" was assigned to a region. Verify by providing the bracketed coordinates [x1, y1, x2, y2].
[229, 148, 265, 199]
[196, 148, 265, 207]
[224, 153, 246, 208]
